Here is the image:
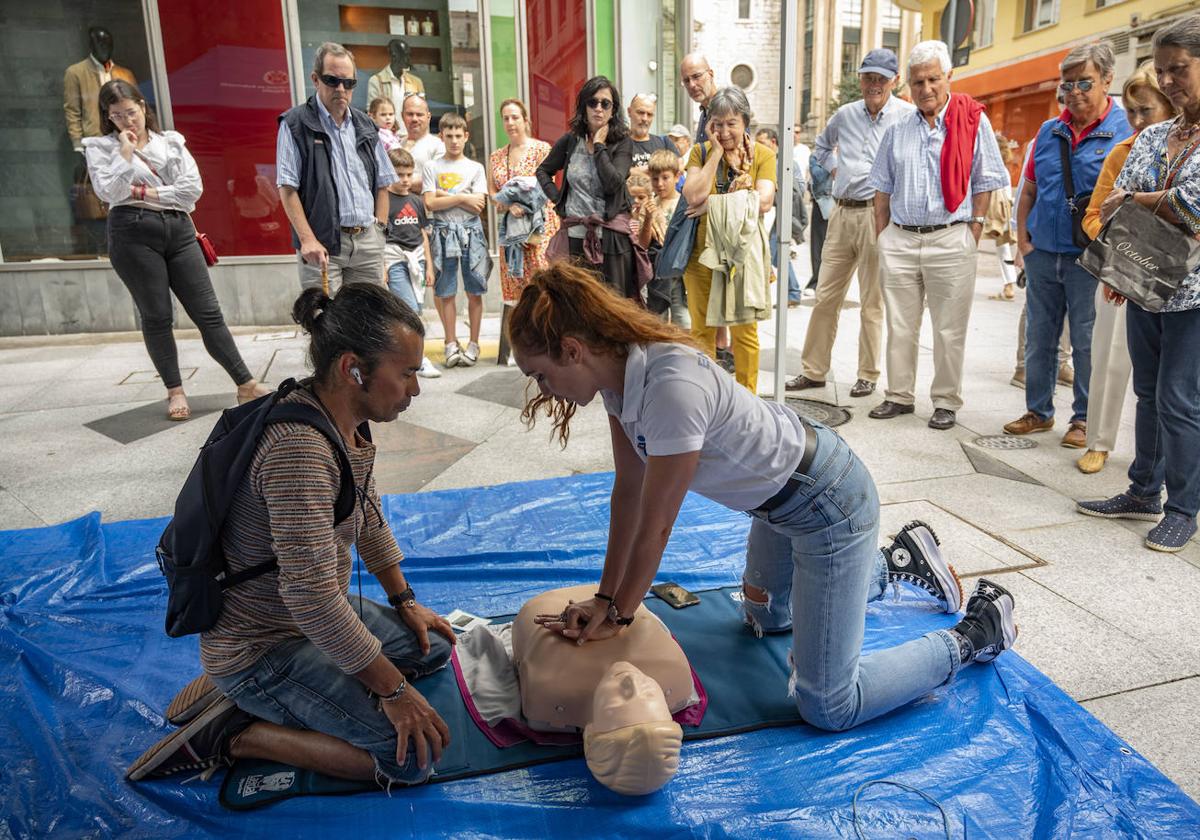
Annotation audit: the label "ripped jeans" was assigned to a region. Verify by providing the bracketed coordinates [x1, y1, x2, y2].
[211, 598, 453, 787]
[742, 421, 960, 732]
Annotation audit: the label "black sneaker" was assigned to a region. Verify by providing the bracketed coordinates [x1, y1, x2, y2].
[126, 695, 252, 781]
[953, 579, 1017, 664]
[882, 520, 963, 613]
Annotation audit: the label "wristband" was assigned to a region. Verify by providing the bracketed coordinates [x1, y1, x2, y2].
[606, 602, 635, 627]
[594, 592, 614, 603]
[388, 587, 417, 609]
[377, 676, 407, 703]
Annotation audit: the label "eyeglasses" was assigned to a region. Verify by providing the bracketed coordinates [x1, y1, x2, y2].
[586, 97, 613, 111]
[1058, 79, 1096, 93]
[108, 108, 141, 122]
[319, 74, 357, 90]
[681, 70, 711, 86]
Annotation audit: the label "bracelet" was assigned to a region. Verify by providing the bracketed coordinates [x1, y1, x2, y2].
[377, 676, 407, 703]
[606, 602, 635, 627]
[387, 587, 417, 609]
[594, 592, 614, 603]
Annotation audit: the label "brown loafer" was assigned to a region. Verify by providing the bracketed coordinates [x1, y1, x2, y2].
[1003, 412, 1054, 435]
[849, 379, 876, 398]
[1061, 421, 1087, 449]
[1077, 449, 1108, 473]
[785, 374, 826, 391]
[869, 400, 915, 420]
[1057, 365, 1075, 387]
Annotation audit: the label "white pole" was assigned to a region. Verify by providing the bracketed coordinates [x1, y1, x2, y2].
[773, 0, 799, 403]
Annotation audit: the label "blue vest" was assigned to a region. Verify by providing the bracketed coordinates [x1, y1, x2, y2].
[279, 97, 380, 257]
[1027, 101, 1131, 255]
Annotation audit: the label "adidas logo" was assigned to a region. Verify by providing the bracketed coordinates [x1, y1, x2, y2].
[392, 204, 421, 226]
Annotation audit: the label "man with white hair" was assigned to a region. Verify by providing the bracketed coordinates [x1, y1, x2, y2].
[787, 48, 916, 397]
[868, 40, 1008, 430]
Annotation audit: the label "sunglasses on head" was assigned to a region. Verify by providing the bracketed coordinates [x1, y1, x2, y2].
[319, 73, 357, 90]
[587, 97, 613, 111]
[1058, 79, 1095, 93]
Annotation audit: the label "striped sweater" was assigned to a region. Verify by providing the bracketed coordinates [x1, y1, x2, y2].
[200, 387, 403, 678]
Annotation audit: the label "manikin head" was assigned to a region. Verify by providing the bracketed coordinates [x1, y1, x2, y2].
[388, 38, 412, 74]
[582, 661, 683, 796]
[89, 27, 114, 64]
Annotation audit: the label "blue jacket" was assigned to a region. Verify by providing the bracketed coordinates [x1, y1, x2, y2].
[1027, 100, 1131, 255]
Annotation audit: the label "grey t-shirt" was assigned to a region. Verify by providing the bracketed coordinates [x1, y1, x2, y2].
[422, 155, 487, 223]
[564, 146, 605, 238]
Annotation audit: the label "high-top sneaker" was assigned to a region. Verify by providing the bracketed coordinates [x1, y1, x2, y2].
[952, 579, 1018, 664]
[126, 696, 252, 781]
[882, 520, 963, 614]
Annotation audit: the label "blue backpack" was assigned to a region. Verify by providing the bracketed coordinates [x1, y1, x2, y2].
[156, 378, 367, 637]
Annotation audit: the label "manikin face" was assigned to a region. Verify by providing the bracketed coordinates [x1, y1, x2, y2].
[403, 96, 431, 139]
[590, 661, 671, 734]
[354, 327, 423, 422]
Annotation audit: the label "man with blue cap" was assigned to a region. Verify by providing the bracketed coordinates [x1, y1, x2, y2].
[787, 47, 916, 399]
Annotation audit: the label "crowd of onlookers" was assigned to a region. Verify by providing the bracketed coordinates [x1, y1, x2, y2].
[83, 16, 1200, 553]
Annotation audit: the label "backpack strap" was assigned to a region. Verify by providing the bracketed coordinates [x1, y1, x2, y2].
[219, 401, 365, 590]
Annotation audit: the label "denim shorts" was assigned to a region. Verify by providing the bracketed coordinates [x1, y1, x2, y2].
[387, 257, 425, 313]
[209, 598, 453, 787]
[434, 255, 488, 297]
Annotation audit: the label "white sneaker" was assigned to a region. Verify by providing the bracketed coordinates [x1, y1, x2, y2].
[462, 341, 480, 366]
[417, 356, 441, 378]
[444, 342, 464, 368]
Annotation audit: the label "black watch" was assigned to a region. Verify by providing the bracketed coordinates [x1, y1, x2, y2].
[388, 587, 417, 609]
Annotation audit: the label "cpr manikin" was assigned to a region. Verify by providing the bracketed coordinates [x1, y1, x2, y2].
[509, 584, 690, 795]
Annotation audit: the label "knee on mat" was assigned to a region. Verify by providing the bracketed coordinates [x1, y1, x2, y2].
[794, 690, 858, 733]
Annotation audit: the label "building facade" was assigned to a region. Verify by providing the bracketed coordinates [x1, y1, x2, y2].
[919, 0, 1200, 180]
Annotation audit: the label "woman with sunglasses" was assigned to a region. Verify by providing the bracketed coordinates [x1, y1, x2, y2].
[537, 76, 643, 300]
[85, 79, 269, 421]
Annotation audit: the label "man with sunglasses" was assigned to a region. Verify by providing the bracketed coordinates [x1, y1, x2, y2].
[628, 94, 672, 173]
[679, 54, 718, 144]
[277, 42, 395, 290]
[1004, 42, 1131, 449]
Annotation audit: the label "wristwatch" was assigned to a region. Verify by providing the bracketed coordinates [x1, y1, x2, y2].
[374, 218, 388, 231]
[388, 587, 417, 610]
[969, 215, 986, 225]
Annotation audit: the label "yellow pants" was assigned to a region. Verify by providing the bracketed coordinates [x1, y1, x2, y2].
[683, 260, 760, 393]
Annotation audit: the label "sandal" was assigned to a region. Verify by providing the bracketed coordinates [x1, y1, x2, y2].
[167, 393, 191, 421]
[1002, 283, 1015, 300]
[236, 382, 272, 405]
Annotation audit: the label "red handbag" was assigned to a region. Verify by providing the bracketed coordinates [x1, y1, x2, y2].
[195, 231, 218, 266]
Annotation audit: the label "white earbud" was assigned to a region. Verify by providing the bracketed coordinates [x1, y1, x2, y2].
[351, 367, 364, 386]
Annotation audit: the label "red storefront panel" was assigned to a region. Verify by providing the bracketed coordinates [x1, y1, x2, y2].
[526, 0, 587, 142]
[156, 1, 294, 256]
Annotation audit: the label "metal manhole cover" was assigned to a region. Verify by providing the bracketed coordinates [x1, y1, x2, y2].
[973, 435, 1038, 450]
[785, 398, 852, 427]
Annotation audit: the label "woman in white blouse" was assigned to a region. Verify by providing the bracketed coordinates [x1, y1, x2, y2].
[85, 80, 268, 420]
[510, 263, 1018, 734]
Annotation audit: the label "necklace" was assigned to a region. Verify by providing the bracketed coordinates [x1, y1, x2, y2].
[1173, 115, 1200, 141]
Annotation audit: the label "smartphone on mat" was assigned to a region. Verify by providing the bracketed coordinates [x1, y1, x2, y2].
[651, 582, 700, 609]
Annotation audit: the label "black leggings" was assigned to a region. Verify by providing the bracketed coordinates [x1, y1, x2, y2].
[107, 207, 252, 390]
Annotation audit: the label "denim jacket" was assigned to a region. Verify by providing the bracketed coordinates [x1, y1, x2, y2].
[495, 176, 548, 278]
[429, 216, 492, 280]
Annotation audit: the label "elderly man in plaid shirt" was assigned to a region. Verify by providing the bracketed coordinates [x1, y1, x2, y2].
[868, 40, 1008, 431]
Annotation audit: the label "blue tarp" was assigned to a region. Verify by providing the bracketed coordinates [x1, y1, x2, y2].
[2, 472, 1198, 838]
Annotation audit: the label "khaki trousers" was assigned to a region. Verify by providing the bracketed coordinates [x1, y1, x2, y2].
[1085, 286, 1132, 452]
[684, 260, 760, 393]
[298, 227, 386, 291]
[800, 205, 883, 382]
[876, 223, 979, 411]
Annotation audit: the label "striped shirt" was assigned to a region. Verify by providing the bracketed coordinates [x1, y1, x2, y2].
[200, 386, 403, 678]
[869, 101, 1009, 226]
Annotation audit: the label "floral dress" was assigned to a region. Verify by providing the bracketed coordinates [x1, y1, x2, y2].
[490, 139, 560, 302]
[1113, 119, 1200, 312]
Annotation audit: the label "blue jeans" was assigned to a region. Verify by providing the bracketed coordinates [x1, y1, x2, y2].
[1023, 248, 1097, 422]
[1125, 303, 1200, 519]
[770, 228, 801, 302]
[741, 422, 959, 731]
[387, 257, 424, 313]
[210, 598, 453, 787]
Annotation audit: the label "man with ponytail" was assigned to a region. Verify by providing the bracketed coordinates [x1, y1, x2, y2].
[127, 284, 457, 789]
[510, 265, 1020, 735]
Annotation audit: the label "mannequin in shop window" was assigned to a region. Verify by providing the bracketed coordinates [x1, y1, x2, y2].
[368, 38, 426, 141]
[64, 27, 137, 153]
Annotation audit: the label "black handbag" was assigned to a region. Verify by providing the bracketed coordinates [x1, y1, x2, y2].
[1057, 134, 1092, 250]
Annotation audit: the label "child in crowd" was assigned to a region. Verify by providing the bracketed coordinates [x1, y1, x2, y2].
[384, 149, 439, 378]
[422, 112, 491, 368]
[625, 171, 662, 246]
[642, 150, 689, 327]
[369, 98, 403, 151]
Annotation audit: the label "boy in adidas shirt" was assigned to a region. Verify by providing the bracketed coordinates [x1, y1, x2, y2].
[422, 113, 490, 368]
[384, 148, 439, 378]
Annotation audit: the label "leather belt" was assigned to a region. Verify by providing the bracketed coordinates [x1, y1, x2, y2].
[836, 198, 873, 208]
[340, 224, 372, 235]
[112, 206, 187, 217]
[896, 221, 965, 234]
[754, 418, 819, 514]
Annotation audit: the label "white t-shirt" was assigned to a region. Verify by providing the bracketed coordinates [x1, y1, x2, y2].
[793, 143, 811, 187]
[406, 132, 445, 189]
[601, 343, 808, 511]
[422, 155, 487, 223]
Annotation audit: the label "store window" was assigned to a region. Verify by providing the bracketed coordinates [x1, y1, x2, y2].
[0, 5, 157, 262]
[525, 0, 587, 142]
[1022, 0, 1059, 33]
[972, 0, 995, 48]
[297, 0, 488, 164]
[157, 0, 294, 257]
